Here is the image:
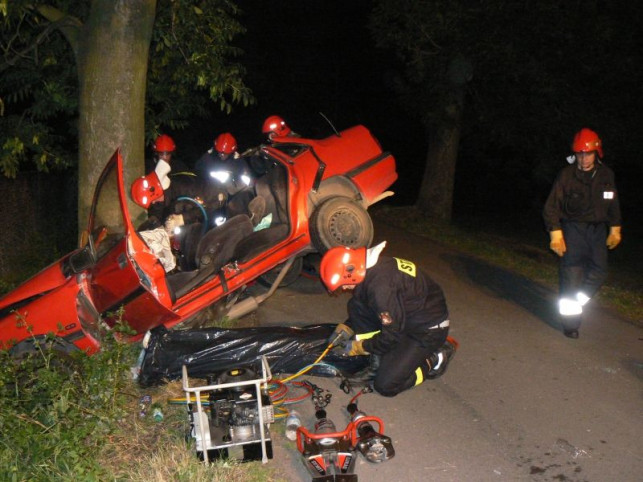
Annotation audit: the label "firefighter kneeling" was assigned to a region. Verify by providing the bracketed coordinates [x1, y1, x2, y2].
[320, 242, 458, 397]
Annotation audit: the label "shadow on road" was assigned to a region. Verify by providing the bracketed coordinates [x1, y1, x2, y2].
[443, 253, 561, 330]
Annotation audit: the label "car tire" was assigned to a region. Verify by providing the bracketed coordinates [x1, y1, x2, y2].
[310, 197, 374, 253]
[258, 256, 304, 288]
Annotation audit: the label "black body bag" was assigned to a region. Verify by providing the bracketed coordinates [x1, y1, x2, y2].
[138, 324, 368, 387]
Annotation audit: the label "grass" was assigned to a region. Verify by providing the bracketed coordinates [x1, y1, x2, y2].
[372, 205, 642, 326]
[0, 321, 284, 482]
[1, 203, 639, 480]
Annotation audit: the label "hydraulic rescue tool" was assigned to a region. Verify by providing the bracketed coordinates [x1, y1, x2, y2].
[346, 402, 395, 463]
[297, 408, 358, 482]
[296, 395, 395, 481]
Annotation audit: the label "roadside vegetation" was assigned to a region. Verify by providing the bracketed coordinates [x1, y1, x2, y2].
[0, 320, 280, 481]
[373, 205, 642, 326]
[1, 205, 639, 481]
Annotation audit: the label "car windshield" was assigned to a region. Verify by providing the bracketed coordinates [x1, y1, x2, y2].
[89, 159, 126, 259]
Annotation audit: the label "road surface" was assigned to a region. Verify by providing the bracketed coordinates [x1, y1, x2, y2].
[240, 220, 642, 481]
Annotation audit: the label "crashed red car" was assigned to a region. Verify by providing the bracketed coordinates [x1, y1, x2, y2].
[0, 125, 397, 355]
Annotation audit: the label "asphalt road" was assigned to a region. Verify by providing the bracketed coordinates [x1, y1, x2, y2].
[240, 220, 642, 482]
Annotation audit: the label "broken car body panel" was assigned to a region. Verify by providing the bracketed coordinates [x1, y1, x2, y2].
[0, 126, 397, 354]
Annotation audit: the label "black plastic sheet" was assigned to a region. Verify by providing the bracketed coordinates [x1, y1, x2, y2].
[138, 324, 368, 387]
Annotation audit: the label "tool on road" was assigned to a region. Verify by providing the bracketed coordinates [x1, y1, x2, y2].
[346, 402, 395, 463]
[297, 408, 358, 482]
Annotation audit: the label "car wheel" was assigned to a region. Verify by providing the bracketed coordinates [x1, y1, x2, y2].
[258, 256, 304, 288]
[310, 197, 374, 253]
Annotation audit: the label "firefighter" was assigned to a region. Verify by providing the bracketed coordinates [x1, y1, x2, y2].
[262, 114, 299, 141]
[149, 134, 190, 173]
[543, 128, 622, 338]
[195, 132, 265, 224]
[195, 132, 240, 179]
[320, 242, 458, 397]
[131, 158, 229, 270]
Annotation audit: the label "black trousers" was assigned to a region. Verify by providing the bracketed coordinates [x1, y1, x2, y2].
[559, 221, 608, 329]
[372, 329, 448, 397]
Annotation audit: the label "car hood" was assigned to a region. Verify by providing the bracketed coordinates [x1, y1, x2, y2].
[0, 257, 69, 311]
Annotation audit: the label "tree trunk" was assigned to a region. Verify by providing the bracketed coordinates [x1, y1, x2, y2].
[76, 0, 156, 236]
[416, 56, 471, 223]
[415, 105, 463, 223]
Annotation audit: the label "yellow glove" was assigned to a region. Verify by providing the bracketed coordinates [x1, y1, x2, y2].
[606, 226, 621, 249]
[549, 230, 566, 257]
[341, 339, 369, 357]
[327, 323, 354, 348]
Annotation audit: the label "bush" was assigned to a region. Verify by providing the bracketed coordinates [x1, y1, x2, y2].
[0, 323, 136, 481]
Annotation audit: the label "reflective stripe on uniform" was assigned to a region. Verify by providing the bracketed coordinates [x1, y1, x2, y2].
[414, 366, 424, 386]
[429, 319, 450, 330]
[355, 330, 381, 341]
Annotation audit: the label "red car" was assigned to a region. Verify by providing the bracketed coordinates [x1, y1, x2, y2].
[0, 125, 397, 356]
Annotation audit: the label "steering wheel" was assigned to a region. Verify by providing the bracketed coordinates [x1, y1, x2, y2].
[175, 196, 209, 236]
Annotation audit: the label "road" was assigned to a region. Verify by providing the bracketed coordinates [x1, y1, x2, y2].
[240, 220, 642, 482]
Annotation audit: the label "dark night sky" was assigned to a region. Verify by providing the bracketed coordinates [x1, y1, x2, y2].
[175, 0, 641, 249]
[176, 0, 425, 205]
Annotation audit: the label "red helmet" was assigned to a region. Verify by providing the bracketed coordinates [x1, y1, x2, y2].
[214, 132, 237, 154]
[319, 246, 367, 292]
[131, 172, 164, 209]
[572, 128, 603, 158]
[262, 115, 291, 137]
[153, 134, 176, 153]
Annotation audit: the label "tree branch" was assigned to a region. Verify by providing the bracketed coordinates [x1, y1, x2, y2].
[34, 4, 83, 56]
[0, 5, 83, 72]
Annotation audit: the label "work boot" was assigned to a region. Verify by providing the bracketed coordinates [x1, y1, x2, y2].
[346, 354, 380, 388]
[425, 337, 458, 380]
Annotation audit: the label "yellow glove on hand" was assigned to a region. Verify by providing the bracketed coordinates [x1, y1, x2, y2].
[549, 230, 566, 257]
[342, 339, 369, 357]
[327, 323, 354, 348]
[606, 226, 621, 249]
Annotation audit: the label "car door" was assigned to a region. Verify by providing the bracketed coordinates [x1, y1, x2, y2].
[85, 149, 179, 335]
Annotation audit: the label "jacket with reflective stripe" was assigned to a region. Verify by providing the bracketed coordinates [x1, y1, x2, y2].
[346, 256, 448, 355]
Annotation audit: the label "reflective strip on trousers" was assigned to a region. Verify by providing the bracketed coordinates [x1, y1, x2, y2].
[355, 330, 381, 341]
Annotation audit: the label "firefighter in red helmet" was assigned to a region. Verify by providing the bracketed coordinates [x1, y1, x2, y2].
[320, 242, 458, 397]
[214, 132, 238, 161]
[543, 128, 622, 338]
[131, 172, 165, 210]
[262, 115, 299, 141]
[194, 133, 265, 226]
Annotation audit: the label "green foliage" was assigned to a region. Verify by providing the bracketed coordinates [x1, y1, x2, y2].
[1, 0, 254, 176]
[0, 319, 137, 480]
[146, 0, 254, 142]
[0, 1, 80, 177]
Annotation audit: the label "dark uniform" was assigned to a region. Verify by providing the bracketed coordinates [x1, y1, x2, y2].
[543, 161, 621, 330]
[143, 172, 226, 230]
[344, 256, 450, 397]
[194, 150, 258, 220]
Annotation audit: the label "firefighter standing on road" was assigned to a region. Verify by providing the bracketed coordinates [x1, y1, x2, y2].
[543, 128, 622, 338]
[320, 242, 458, 397]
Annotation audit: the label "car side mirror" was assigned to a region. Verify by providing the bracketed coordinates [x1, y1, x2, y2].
[68, 245, 96, 273]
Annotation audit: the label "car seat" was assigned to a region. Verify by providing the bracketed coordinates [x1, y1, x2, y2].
[233, 161, 290, 262]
